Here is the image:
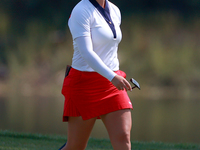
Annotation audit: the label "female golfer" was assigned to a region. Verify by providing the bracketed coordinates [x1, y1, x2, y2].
[60, 0, 133, 149]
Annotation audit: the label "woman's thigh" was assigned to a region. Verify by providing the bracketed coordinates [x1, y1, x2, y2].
[66, 116, 97, 149]
[100, 109, 132, 148]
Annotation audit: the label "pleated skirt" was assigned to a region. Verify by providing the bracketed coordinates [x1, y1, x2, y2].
[61, 67, 133, 122]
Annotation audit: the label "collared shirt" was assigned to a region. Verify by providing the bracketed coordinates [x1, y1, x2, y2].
[68, 0, 122, 73]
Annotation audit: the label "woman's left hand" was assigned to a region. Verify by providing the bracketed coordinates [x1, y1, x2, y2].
[111, 75, 132, 91]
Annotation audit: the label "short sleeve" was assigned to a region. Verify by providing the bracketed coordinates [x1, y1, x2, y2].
[68, 6, 91, 40]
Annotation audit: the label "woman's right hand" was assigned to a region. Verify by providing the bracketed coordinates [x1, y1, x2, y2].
[111, 75, 132, 91]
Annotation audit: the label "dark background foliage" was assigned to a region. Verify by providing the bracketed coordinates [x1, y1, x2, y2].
[1, 0, 200, 32]
[1, 0, 200, 65]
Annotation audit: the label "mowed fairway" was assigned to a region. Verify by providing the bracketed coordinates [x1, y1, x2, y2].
[0, 130, 199, 150]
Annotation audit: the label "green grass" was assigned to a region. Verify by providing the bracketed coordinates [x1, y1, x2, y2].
[0, 130, 199, 150]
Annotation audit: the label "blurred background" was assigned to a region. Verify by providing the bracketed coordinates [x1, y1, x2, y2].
[0, 0, 200, 144]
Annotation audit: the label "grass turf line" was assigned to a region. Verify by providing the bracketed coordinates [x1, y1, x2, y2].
[0, 130, 199, 150]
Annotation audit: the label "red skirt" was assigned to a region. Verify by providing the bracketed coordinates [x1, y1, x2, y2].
[61, 67, 133, 122]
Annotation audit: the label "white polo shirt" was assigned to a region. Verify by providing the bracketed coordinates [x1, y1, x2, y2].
[68, 0, 122, 81]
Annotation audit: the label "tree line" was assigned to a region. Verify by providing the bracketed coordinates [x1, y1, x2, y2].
[0, 0, 199, 65]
